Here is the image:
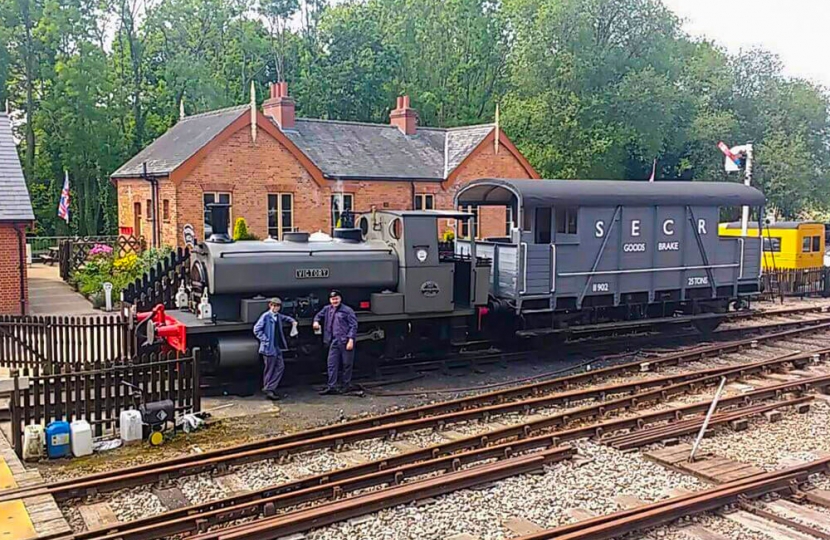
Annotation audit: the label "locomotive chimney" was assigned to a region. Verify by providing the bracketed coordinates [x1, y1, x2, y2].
[207, 203, 233, 243]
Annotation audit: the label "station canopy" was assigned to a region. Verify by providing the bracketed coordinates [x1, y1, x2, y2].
[455, 179, 766, 208]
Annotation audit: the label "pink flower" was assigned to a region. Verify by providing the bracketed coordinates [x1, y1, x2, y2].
[89, 244, 113, 256]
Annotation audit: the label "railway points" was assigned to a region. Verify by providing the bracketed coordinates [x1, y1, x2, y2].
[5, 302, 830, 540]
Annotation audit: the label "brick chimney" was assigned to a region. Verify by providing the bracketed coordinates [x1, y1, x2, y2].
[263, 81, 295, 130]
[390, 95, 417, 135]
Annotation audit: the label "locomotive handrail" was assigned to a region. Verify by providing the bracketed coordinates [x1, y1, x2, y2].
[218, 248, 396, 257]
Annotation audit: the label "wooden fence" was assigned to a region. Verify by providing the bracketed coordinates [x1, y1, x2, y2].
[9, 349, 201, 457]
[0, 315, 134, 374]
[761, 267, 830, 300]
[59, 235, 145, 281]
[122, 247, 191, 311]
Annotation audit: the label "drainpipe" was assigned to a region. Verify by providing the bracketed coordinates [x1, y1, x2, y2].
[411, 181, 416, 210]
[141, 162, 160, 248]
[14, 223, 26, 315]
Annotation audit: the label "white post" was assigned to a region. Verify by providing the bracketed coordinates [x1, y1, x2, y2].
[689, 376, 727, 462]
[103, 282, 113, 312]
[740, 144, 754, 236]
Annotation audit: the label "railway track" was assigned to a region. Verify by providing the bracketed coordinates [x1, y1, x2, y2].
[4, 308, 830, 540]
[372, 304, 830, 377]
[2, 304, 829, 539]
[4, 317, 830, 504]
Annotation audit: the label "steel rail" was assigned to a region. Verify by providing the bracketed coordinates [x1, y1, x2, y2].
[62, 390, 813, 540]
[602, 396, 813, 450]
[511, 454, 830, 540]
[189, 448, 568, 540]
[4, 338, 830, 504]
[69, 445, 574, 540]
[192, 446, 830, 540]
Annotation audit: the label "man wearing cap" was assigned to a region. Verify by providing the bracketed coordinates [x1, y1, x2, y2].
[253, 298, 298, 400]
[313, 290, 358, 395]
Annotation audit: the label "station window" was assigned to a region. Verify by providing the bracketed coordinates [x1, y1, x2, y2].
[763, 237, 781, 253]
[204, 192, 231, 232]
[556, 206, 578, 235]
[331, 194, 354, 231]
[162, 200, 170, 222]
[458, 205, 480, 239]
[414, 194, 434, 210]
[268, 193, 294, 239]
[146, 199, 153, 221]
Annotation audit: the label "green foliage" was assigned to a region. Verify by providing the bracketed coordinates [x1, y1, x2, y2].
[71, 246, 174, 301]
[2, 0, 830, 226]
[232, 217, 259, 240]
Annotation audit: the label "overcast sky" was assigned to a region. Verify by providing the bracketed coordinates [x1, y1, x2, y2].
[663, 0, 829, 89]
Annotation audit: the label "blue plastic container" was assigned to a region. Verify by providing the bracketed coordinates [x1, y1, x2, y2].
[45, 421, 71, 459]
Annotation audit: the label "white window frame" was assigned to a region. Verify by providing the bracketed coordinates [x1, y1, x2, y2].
[414, 193, 434, 210]
[204, 192, 232, 230]
[268, 193, 294, 240]
[331, 193, 354, 231]
[458, 205, 480, 239]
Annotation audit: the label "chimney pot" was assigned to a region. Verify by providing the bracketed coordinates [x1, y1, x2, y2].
[390, 94, 417, 135]
[263, 81, 295, 130]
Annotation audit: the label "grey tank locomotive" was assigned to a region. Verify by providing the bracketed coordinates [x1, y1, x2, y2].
[180, 204, 490, 383]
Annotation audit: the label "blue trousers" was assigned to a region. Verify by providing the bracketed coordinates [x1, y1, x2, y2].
[326, 341, 354, 389]
[262, 354, 285, 392]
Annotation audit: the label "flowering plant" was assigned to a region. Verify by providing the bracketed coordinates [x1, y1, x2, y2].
[89, 244, 113, 256]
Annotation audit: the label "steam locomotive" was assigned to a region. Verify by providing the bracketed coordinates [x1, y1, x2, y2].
[148, 178, 766, 385]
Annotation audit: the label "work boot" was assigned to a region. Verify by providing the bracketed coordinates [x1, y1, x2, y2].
[265, 390, 280, 401]
[319, 387, 340, 396]
[342, 384, 360, 394]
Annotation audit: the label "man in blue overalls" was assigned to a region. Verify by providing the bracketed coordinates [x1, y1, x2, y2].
[313, 290, 358, 395]
[253, 297, 298, 400]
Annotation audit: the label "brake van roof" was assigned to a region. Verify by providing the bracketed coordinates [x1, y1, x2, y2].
[455, 179, 766, 208]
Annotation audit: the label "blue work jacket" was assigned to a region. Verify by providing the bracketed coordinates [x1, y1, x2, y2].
[253, 311, 297, 357]
[313, 304, 358, 345]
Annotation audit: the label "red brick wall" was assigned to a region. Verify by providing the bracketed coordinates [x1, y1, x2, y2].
[116, 178, 177, 248]
[0, 224, 27, 315]
[117, 125, 535, 247]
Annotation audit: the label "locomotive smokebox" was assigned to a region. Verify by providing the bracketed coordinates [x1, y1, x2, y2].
[207, 204, 232, 243]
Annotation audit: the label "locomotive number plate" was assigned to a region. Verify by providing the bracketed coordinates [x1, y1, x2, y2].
[296, 268, 330, 279]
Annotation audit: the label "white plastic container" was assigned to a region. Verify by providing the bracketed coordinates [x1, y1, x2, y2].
[120, 410, 143, 444]
[70, 420, 93, 457]
[22, 424, 45, 462]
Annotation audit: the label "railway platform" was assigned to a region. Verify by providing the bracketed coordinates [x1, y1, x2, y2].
[0, 428, 71, 539]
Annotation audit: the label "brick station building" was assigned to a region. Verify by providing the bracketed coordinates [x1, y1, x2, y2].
[111, 83, 539, 247]
[0, 113, 34, 314]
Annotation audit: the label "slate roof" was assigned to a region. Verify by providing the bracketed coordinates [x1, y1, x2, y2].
[281, 118, 494, 181]
[111, 105, 496, 181]
[0, 113, 34, 222]
[112, 105, 249, 178]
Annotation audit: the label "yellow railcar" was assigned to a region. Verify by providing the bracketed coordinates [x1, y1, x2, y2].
[718, 221, 825, 270]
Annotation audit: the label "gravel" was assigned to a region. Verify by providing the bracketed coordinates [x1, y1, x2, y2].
[108, 488, 168, 521]
[692, 400, 830, 471]
[306, 441, 704, 540]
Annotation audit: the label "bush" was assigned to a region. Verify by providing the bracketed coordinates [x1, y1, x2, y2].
[71, 245, 176, 302]
[442, 228, 456, 242]
[232, 217, 259, 241]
